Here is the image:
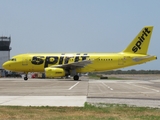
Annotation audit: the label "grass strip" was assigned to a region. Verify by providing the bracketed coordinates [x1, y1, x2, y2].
[0, 103, 160, 120]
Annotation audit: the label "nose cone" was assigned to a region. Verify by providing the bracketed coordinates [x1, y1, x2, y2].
[2, 62, 10, 70]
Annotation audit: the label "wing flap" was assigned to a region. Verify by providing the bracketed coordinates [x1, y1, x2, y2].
[49, 60, 92, 69]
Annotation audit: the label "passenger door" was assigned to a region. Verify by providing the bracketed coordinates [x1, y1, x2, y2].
[22, 57, 28, 66]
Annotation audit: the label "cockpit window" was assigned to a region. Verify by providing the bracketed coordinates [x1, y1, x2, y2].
[9, 58, 16, 61]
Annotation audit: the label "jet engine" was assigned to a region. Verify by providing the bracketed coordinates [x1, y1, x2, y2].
[45, 68, 66, 78]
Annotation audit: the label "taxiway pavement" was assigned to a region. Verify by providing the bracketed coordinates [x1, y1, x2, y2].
[0, 77, 160, 108]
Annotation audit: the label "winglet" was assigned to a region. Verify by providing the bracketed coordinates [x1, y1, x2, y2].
[122, 26, 153, 54]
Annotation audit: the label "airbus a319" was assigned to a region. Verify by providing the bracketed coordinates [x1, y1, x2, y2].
[2, 26, 157, 80]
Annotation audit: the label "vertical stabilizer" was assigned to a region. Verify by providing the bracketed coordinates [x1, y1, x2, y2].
[123, 26, 153, 54]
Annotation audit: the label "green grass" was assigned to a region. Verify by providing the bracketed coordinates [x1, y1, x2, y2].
[0, 103, 160, 120]
[88, 74, 100, 79]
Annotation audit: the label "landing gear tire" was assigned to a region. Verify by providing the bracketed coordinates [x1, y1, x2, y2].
[24, 73, 28, 81]
[24, 77, 28, 81]
[73, 75, 79, 81]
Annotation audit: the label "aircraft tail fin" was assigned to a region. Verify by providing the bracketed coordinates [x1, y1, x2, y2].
[122, 26, 153, 54]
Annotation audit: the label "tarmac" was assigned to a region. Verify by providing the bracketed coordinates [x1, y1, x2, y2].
[0, 77, 160, 108]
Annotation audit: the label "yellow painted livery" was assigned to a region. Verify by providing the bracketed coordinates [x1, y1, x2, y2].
[2, 26, 157, 80]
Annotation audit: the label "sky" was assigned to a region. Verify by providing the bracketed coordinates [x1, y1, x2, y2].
[0, 0, 159, 70]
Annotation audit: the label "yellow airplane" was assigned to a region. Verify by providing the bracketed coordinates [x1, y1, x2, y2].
[2, 26, 157, 80]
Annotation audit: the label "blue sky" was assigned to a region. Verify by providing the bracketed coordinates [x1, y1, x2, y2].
[0, 0, 159, 70]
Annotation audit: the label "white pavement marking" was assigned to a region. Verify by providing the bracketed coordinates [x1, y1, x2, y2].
[101, 82, 113, 91]
[0, 96, 86, 107]
[127, 83, 159, 92]
[68, 82, 80, 90]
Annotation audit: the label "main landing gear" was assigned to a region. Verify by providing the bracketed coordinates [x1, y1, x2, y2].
[73, 75, 79, 81]
[70, 70, 79, 81]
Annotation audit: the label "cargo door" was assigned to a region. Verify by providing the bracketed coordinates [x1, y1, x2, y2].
[118, 56, 130, 65]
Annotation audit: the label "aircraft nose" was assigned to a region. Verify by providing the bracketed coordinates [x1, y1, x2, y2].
[2, 62, 10, 70]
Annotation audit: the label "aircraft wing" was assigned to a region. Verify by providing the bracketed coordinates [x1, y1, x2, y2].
[132, 55, 156, 62]
[49, 60, 92, 69]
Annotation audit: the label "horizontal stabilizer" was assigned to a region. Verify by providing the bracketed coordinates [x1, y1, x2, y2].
[132, 55, 157, 62]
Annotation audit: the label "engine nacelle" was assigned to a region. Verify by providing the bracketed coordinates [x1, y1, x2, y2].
[45, 68, 66, 78]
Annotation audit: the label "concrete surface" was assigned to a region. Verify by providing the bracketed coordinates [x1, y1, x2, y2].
[0, 77, 160, 107]
[0, 96, 86, 107]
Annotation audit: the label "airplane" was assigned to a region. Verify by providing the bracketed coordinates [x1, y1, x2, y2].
[2, 26, 157, 81]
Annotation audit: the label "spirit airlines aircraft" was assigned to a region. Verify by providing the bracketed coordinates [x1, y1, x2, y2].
[2, 26, 157, 81]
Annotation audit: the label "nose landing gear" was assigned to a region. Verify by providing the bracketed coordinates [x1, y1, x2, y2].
[24, 73, 28, 81]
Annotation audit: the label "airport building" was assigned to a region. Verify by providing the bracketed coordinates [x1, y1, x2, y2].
[0, 36, 11, 77]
